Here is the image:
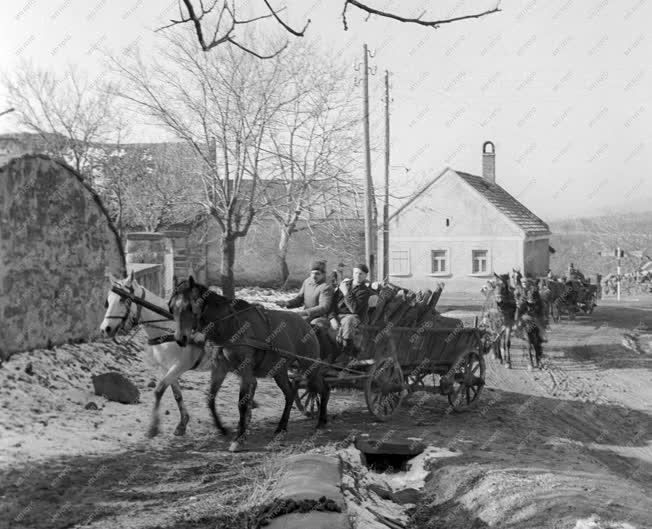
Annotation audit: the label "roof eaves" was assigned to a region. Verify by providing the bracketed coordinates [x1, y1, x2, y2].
[388, 166, 451, 222]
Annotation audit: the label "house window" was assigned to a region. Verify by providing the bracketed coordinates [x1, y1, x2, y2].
[445, 218, 450, 227]
[472, 250, 488, 273]
[390, 250, 410, 275]
[431, 250, 447, 273]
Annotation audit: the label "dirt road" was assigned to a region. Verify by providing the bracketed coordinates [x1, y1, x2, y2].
[1, 294, 651, 529]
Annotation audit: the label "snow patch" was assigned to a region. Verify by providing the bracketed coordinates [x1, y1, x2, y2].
[573, 514, 638, 529]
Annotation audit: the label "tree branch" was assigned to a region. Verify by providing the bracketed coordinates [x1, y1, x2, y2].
[342, 0, 501, 30]
[262, 0, 310, 36]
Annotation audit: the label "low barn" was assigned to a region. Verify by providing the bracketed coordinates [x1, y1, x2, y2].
[0, 155, 125, 358]
[380, 142, 551, 294]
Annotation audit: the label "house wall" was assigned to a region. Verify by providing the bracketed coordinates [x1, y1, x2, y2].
[205, 217, 365, 287]
[524, 237, 550, 277]
[381, 169, 527, 294]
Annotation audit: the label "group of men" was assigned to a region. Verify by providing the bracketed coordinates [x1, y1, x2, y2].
[275, 260, 372, 356]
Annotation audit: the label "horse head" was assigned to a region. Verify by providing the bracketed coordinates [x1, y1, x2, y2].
[100, 270, 140, 337]
[168, 276, 238, 346]
[492, 273, 513, 305]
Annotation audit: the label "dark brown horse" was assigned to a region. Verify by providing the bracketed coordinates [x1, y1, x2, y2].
[491, 273, 517, 368]
[168, 277, 329, 452]
[515, 284, 545, 369]
[540, 278, 579, 321]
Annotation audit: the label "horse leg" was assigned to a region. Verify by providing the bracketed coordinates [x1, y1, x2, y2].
[534, 330, 544, 368]
[207, 359, 229, 436]
[504, 326, 512, 369]
[307, 372, 330, 429]
[273, 369, 295, 435]
[171, 382, 190, 436]
[317, 377, 330, 429]
[230, 372, 256, 452]
[148, 363, 187, 438]
[526, 329, 536, 371]
[492, 340, 502, 363]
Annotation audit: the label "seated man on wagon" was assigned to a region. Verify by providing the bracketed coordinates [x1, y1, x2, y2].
[276, 260, 333, 331]
[328, 263, 372, 357]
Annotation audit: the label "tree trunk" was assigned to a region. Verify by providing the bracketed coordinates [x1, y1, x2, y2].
[221, 235, 236, 298]
[277, 227, 291, 289]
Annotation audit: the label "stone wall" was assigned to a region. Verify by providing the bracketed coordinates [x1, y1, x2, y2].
[0, 155, 125, 358]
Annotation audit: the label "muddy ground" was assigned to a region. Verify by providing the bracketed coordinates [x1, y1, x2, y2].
[1, 292, 651, 529]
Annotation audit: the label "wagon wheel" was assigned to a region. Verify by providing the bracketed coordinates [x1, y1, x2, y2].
[447, 350, 486, 412]
[294, 388, 321, 418]
[365, 357, 406, 421]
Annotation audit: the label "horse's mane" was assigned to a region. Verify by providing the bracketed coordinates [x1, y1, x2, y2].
[175, 279, 253, 310]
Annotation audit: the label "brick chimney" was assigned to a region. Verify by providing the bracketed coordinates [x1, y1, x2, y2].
[482, 141, 495, 184]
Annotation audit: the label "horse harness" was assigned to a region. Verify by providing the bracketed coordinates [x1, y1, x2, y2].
[106, 283, 146, 332]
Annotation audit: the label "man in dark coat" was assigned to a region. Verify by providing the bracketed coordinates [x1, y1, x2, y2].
[276, 260, 333, 330]
[329, 263, 372, 355]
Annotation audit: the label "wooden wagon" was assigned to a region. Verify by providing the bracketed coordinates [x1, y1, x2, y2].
[293, 283, 489, 422]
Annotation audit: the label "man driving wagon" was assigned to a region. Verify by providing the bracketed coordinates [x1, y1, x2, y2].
[275, 260, 333, 330]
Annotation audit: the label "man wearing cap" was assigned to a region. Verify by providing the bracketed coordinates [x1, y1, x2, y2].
[329, 264, 372, 356]
[276, 260, 333, 330]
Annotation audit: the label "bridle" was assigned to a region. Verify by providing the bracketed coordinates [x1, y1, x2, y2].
[105, 282, 145, 333]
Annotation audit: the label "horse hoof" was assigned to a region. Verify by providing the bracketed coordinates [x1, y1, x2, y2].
[147, 425, 160, 438]
[315, 420, 328, 430]
[219, 427, 231, 437]
[173, 426, 186, 436]
[505, 362, 512, 369]
[527, 364, 534, 371]
[228, 441, 242, 452]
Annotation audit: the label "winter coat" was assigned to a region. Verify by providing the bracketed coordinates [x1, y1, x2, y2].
[286, 278, 333, 319]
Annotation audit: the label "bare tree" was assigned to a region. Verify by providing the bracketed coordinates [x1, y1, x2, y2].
[259, 44, 362, 285]
[93, 119, 137, 240]
[159, 1, 501, 56]
[112, 34, 296, 297]
[121, 143, 197, 232]
[3, 63, 116, 179]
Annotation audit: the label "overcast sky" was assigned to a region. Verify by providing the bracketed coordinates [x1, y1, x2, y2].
[1, 0, 650, 221]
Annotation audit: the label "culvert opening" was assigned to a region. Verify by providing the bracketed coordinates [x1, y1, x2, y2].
[355, 436, 426, 474]
[362, 452, 413, 473]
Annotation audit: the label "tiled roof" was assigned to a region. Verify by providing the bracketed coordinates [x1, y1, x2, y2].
[455, 171, 550, 235]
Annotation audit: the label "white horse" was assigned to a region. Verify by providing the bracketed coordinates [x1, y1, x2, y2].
[99, 271, 211, 437]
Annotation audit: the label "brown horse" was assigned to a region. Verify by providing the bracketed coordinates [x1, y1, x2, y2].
[169, 277, 329, 452]
[491, 273, 517, 368]
[516, 284, 545, 369]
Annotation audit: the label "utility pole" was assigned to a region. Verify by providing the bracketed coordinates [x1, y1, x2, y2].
[382, 70, 390, 282]
[617, 246, 622, 301]
[362, 44, 375, 280]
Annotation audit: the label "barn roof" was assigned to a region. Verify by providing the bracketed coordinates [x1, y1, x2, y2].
[389, 168, 550, 237]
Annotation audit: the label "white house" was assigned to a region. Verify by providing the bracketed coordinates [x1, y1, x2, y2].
[379, 142, 551, 293]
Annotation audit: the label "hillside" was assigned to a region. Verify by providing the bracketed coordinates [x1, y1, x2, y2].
[549, 211, 652, 277]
